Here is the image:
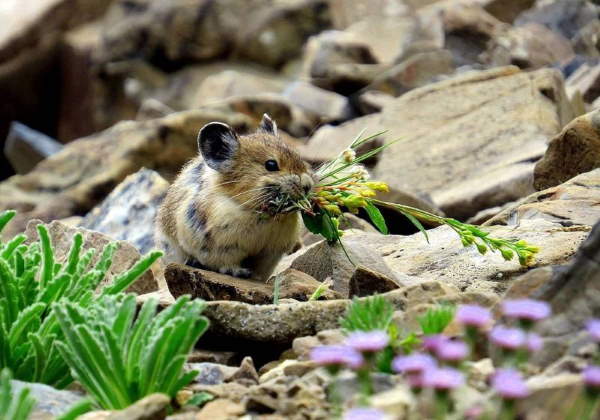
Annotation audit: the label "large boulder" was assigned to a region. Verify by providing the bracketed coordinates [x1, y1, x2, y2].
[534, 109, 600, 190]
[371, 66, 574, 219]
[0, 110, 251, 237]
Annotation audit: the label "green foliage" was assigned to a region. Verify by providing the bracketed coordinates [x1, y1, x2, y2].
[185, 392, 214, 408]
[0, 210, 162, 387]
[340, 295, 394, 333]
[309, 279, 332, 301]
[56, 398, 94, 420]
[418, 303, 456, 336]
[0, 368, 35, 420]
[54, 294, 208, 410]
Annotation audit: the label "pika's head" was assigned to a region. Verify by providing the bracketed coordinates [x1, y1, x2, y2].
[198, 114, 315, 214]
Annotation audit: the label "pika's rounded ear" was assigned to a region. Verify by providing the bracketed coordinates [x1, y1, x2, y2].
[259, 113, 278, 136]
[197, 122, 239, 171]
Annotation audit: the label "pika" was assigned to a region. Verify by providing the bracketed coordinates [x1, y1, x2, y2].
[155, 114, 315, 281]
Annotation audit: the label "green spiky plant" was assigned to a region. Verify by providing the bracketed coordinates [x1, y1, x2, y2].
[54, 293, 208, 410]
[418, 303, 456, 336]
[0, 210, 162, 387]
[0, 368, 35, 420]
[340, 295, 395, 333]
[293, 132, 540, 267]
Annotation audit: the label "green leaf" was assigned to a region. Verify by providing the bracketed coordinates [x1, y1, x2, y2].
[56, 398, 95, 420]
[340, 295, 394, 332]
[0, 211, 16, 236]
[418, 303, 456, 336]
[402, 212, 429, 243]
[185, 392, 214, 408]
[364, 201, 388, 234]
[37, 224, 55, 289]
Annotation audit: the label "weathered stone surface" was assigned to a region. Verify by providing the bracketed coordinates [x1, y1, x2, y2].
[573, 20, 600, 59]
[280, 236, 401, 297]
[24, 219, 160, 295]
[328, 0, 411, 29]
[566, 62, 600, 104]
[80, 168, 168, 255]
[372, 66, 574, 219]
[529, 219, 600, 367]
[203, 287, 407, 344]
[368, 49, 455, 96]
[80, 393, 170, 420]
[515, 0, 597, 41]
[194, 399, 245, 419]
[487, 23, 574, 69]
[281, 81, 354, 122]
[11, 380, 84, 418]
[341, 218, 588, 295]
[534, 109, 600, 190]
[482, 0, 536, 23]
[348, 265, 402, 297]
[489, 169, 600, 228]
[165, 264, 339, 304]
[519, 374, 583, 420]
[4, 122, 63, 174]
[0, 110, 251, 237]
[232, 0, 331, 68]
[187, 363, 238, 386]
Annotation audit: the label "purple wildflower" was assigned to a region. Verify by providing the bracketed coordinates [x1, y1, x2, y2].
[583, 366, 600, 388]
[422, 367, 464, 390]
[489, 325, 526, 350]
[345, 330, 389, 353]
[343, 407, 387, 420]
[492, 368, 529, 399]
[392, 353, 436, 374]
[502, 299, 551, 321]
[586, 319, 600, 342]
[435, 340, 469, 362]
[526, 333, 543, 352]
[310, 345, 364, 369]
[422, 334, 449, 353]
[456, 305, 492, 328]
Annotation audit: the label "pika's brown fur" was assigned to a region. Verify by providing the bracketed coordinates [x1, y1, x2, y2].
[155, 115, 314, 280]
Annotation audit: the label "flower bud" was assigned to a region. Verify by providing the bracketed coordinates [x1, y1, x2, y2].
[342, 149, 356, 163]
[500, 248, 514, 261]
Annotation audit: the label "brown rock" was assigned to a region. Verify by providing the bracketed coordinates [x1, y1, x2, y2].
[233, 0, 331, 68]
[165, 264, 339, 304]
[372, 66, 574, 219]
[4, 122, 63, 175]
[109, 394, 169, 420]
[487, 23, 575, 69]
[490, 169, 600, 228]
[281, 236, 401, 297]
[482, 0, 536, 23]
[328, 0, 411, 29]
[280, 81, 354, 123]
[0, 110, 251, 237]
[194, 399, 245, 420]
[519, 374, 582, 420]
[502, 266, 556, 301]
[24, 219, 159, 295]
[368, 49, 455, 96]
[225, 356, 259, 386]
[348, 265, 401, 297]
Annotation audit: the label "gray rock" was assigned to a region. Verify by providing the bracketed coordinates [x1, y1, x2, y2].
[4, 122, 63, 174]
[515, 0, 598, 40]
[11, 380, 84, 417]
[489, 169, 600, 228]
[202, 286, 417, 344]
[567, 62, 600, 104]
[186, 363, 238, 385]
[487, 23, 574, 69]
[368, 49, 455, 96]
[482, 0, 536, 23]
[371, 66, 574, 219]
[281, 81, 355, 122]
[80, 168, 169, 255]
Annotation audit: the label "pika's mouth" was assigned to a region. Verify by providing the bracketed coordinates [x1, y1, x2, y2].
[257, 185, 303, 216]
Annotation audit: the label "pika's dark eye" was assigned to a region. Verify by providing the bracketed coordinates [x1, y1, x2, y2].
[265, 159, 279, 172]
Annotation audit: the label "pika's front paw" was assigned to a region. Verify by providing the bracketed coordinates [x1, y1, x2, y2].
[219, 266, 252, 278]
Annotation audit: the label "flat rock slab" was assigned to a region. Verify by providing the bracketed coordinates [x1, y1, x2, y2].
[165, 264, 340, 304]
[201, 282, 450, 344]
[370, 66, 574, 219]
[487, 168, 600, 228]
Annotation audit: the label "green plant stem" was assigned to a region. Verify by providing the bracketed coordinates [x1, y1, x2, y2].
[434, 390, 450, 420]
[327, 376, 343, 419]
[357, 368, 373, 406]
[499, 399, 517, 420]
[582, 392, 600, 420]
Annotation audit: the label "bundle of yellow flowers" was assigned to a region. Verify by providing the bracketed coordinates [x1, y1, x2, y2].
[294, 131, 539, 267]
